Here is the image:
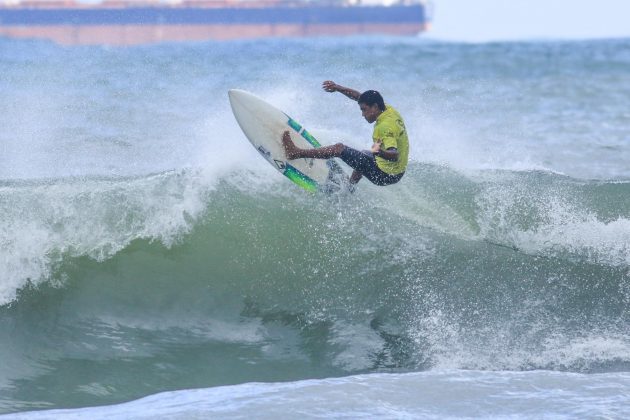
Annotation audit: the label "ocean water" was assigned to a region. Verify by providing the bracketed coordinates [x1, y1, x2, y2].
[1, 35, 629, 418]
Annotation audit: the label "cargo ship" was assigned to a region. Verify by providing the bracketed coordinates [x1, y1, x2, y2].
[0, 0, 431, 45]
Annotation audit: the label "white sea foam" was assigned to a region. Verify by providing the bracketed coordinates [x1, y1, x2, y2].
[3, 370, 629, 419]
[477, 182, 630, 267]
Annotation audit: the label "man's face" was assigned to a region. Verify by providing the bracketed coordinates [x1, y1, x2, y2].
[359, 103, 381, 124]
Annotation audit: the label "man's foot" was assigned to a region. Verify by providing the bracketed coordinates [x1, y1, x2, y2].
[282, 131, 302, 160]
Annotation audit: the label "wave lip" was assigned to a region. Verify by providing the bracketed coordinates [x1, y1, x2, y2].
[0, 170, 209, 306]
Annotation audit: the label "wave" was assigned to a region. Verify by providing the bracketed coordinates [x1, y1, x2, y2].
[1, 161, 629, 415]
[1, 163, 628, 370]
[3, 163, 630, 305]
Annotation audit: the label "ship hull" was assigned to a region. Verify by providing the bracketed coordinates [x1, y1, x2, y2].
[0, 5, 429, 45]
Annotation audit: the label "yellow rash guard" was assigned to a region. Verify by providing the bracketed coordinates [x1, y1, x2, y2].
[373, 105, 409, 175]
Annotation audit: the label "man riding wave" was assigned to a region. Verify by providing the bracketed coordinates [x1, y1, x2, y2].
[282, 81, 409, 188]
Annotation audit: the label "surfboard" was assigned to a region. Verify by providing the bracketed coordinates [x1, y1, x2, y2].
[228, 89, 348, 193]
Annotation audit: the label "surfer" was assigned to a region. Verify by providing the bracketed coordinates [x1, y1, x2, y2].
[282, 81, 409, 188]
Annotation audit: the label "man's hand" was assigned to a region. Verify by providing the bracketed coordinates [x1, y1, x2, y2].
[371, 140, 382, 155]
[322, 80, 338, 92]
[372, 140, 399, 161]
[323, 81, 360, 101]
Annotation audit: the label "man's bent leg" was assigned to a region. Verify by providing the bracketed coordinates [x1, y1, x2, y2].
[282, 131, 344, 160]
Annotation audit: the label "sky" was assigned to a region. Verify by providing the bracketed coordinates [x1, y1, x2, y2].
[427, 0, 630, 42]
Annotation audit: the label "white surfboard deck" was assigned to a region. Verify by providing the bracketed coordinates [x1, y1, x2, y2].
[228, 89, 347, 193]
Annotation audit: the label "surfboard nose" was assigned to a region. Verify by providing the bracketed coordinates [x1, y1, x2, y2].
[228, 89, 248, 106]
[228, 89, 268, 117]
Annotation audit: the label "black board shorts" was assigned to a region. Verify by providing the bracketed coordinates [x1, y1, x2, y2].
[340, 146, 404, 186]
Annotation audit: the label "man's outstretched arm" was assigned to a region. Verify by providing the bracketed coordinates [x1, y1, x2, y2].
[322, 81, 360, 101]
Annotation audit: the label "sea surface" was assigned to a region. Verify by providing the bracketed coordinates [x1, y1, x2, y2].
[1, 35, 629, 418]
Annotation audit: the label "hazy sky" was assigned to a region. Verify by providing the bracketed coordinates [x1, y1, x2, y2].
[427, 0, 630, 42]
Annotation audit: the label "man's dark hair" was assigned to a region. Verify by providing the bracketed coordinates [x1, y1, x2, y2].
[358, 90, 385, 111]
